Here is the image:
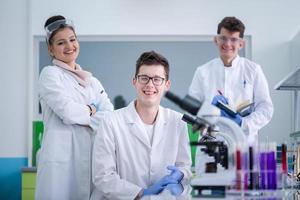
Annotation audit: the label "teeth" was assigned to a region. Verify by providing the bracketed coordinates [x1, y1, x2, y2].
[65, 50, 74, 54]
[144, 91, 155, 95]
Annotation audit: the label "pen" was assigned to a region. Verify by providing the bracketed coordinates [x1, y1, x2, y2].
[217, 90, 223, 96]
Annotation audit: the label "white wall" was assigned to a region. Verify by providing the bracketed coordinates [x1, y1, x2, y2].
[0, 0, 29, 157]
[2, 0, 300, 159]
[290, 31, 300, 131]
[291, 31, 300, 69]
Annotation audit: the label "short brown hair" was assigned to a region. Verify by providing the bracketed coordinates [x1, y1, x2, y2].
[135, 51, 170, 80]
[217, 17, 245, 38]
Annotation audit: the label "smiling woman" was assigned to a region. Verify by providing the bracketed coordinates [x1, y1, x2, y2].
[47, 28, 79, 67]
[35, 15, 113, 200]
[44, 17, 80, 68]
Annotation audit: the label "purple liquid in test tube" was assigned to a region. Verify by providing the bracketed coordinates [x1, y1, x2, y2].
[267, 151, 277, 190]
[242, 152, 248, 190]
[259, 152, 267, 189]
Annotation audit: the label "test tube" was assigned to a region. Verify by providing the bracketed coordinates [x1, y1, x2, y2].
[296, 145, 300, 182]
[282, 143, 287, 174]
[243, 151, 248, 190]
[249, 146, 254, 190]
[267, 142, 277, 190]
[236, 148, 242, 190]
[259, 143, 267, 190]
[281, 143, 288, 189]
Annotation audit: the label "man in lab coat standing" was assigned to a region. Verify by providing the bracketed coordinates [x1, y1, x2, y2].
[189, 16, 273, 144]
[91, 51, 192, 200]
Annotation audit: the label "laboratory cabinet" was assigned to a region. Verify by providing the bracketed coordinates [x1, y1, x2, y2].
[21, 167, 36, 200]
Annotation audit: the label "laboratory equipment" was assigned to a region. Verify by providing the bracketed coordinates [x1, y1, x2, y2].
[165, 91, 247, 197]
[165, 91, 299, 198]
[274, 66, 300, 187]
[290, 131, 300, 187]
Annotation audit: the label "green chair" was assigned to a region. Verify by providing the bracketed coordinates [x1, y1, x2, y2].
[32, 121, 44, 166]
[187, 123, 201, 167]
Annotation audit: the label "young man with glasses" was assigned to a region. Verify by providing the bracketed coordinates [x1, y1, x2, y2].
[90, 51, 192, 199]
[189, 16, 273, 144]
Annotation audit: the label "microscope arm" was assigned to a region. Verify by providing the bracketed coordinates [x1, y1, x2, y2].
[215, 117, 247, 146]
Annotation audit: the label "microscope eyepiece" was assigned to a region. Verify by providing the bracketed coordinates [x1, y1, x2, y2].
[165, 91, 202, 115]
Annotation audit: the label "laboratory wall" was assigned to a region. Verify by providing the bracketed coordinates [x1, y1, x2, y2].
[1, 0, 300, 199]
[0, 0, 29, 199]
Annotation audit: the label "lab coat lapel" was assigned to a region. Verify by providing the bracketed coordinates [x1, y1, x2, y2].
[73, 81, 88, 96]
[62, 70, 87, 97]
[152, 106, 167, 147]
[125, 102, 151, 148]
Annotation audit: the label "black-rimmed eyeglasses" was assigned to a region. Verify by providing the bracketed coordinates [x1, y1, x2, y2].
[136, 75, 165, 86]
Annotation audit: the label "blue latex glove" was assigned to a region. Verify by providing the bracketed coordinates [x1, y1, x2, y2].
[211, 95, 228, 106]
[143, 175, 178, 196]
[221, 110, 242, 126]
[167, 165, 184, 182]
[90, 101, 100, 112]
[166, 183, 184, 196]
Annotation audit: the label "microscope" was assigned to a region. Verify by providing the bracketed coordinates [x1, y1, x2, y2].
[165, 91, 247, 197]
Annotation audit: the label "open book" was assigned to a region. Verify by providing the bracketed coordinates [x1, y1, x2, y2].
[216, 100, 254, 117]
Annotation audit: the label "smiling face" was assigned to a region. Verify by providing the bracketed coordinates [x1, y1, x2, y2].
[48, 27, 79, 68]
[133, 64, 170, 109]
[214, 28, 244, 65]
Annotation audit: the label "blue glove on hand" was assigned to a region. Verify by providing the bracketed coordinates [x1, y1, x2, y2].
[90, 101, 100, 112]
[220, 110, 242, 126]
[167, 165, 184, 182]
[166, 183, 184, 196]
[143, 175, 178, 196]
[211, 95, 228, 106]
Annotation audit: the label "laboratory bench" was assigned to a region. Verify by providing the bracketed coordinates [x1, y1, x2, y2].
[150, 188, 300, 200]
[20, 167, 299, 200]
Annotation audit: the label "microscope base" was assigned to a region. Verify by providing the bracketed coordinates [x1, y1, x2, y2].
[191, 185, 226, 197]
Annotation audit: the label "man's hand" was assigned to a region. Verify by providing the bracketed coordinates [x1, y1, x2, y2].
[221, 110, 242, 126]
[167, 165, 184, 182]
[211, 95, 228, 106]
[142, 175, 178, 196]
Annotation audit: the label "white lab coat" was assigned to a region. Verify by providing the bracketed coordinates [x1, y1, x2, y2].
[90, 101, 192, 200]
[189, 56, 273, 143]
[189, 55, 273, 144]
[35, 64, 113, 200]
